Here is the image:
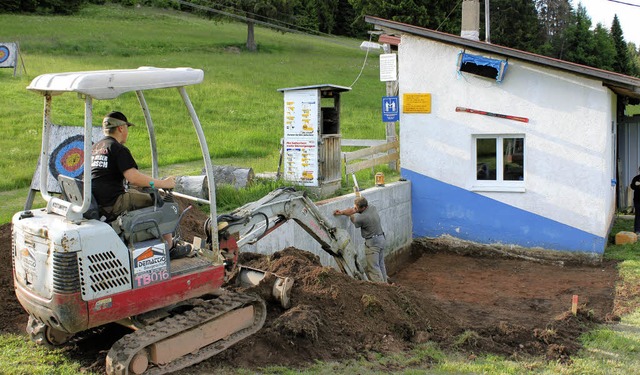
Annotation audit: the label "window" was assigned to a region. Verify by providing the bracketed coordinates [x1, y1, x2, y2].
[457, 52, 508, 82]
[474, 135, 525, 192]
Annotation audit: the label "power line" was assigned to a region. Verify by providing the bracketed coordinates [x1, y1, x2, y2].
[437, 0, 463, 32]
[172, 0, 305, 35]
[170, 0, 361, 50]
[607, 0, 640, 7]
[173, 0, 337, 38]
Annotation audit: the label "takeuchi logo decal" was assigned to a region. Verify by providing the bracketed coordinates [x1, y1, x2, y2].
[49, 135, 85, 179]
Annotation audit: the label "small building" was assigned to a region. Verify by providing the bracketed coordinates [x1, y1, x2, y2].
[365, 16, 640, 258]
[277, 84, 350, 197]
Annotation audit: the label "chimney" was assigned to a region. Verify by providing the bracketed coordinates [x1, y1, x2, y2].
[461, 0, 480, 41]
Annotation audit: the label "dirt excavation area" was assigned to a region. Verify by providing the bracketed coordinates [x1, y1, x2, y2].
[0, 215, 627, 373]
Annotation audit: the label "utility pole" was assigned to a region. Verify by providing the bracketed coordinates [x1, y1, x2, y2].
[485, 0, 491, 43]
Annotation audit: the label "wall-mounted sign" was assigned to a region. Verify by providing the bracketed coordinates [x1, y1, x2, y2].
[402, 93, 432, 113]
[382, 96, 399, 122]
[379, 53, 397, 82]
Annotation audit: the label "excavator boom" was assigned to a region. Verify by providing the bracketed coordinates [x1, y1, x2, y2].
[219, 188, 367, 280]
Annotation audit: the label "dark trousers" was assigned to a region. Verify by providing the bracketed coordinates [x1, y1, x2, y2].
[635, 204, 640, 233]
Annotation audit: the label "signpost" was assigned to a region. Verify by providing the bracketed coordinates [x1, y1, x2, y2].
[382, 96, 399, 122]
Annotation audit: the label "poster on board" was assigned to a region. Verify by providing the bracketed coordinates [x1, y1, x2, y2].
[283, 89, 319, 186]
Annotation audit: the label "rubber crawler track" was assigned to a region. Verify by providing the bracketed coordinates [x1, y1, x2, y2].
[105, 291, 267, 375]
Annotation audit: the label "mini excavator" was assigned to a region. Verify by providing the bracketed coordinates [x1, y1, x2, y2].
[11, 67, 366, 374]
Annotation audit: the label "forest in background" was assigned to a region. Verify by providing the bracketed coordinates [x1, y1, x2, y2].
[2, 0, 640, 77]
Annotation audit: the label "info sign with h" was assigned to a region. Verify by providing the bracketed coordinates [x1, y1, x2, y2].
[382, 96, 399, 122]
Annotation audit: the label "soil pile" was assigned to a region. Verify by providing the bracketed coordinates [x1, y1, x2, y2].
[211, 248, 457, 370]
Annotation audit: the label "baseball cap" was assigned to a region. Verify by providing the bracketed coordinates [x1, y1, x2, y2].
[103, 111, 135, 129]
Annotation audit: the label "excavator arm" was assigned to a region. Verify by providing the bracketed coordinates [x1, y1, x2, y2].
[218, 187, 368, 280]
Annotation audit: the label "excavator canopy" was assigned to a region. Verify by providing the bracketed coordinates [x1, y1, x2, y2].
[27, 67, 204, 99]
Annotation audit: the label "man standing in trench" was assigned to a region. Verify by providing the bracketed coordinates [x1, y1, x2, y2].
[334, 196, 388, 283]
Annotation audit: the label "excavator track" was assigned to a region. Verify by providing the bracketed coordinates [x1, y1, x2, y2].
[106, 291, 266, 375]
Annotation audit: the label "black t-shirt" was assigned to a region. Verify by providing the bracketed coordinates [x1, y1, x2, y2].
[91, 136, 138, 207]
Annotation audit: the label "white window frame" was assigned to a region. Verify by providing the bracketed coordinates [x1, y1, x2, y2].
[471, 134, 525, 193]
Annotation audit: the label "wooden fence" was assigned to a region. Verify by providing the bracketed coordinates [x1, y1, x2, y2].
[343, 140, 399, 181]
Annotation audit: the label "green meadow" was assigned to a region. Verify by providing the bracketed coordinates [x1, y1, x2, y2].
[0, 4, 639, 375]
[0, 4, 392, 222]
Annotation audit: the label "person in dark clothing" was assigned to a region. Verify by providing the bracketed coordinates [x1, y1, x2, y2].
[631, 168, 640, 233]
[334, 196, 388, 283]
[91, 111, 193, 258]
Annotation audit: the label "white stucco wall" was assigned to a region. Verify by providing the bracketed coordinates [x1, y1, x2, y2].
[399, 35, 616, 238]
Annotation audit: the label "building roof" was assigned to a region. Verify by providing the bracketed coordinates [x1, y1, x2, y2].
[277, 84, 351, 93]
[365, 16, 640, 100]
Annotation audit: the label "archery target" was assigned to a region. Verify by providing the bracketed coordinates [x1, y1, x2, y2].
[30, 124, 104, 193]
[0, 46, 9, 63]
[49, 135, 85, 179]
[0, 43, 17, 68]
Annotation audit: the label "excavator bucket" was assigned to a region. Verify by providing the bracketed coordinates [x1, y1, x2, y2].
[237, 266, 295, 308]
[331, 228, 368, 281]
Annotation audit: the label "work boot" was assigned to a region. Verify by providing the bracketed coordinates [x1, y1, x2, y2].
[170, 242, 195, 259]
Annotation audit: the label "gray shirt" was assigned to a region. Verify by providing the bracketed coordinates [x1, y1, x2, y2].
[352, 205, 383, 240]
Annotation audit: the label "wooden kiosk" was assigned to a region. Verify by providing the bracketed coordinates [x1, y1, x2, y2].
[277, 84, 350, 197]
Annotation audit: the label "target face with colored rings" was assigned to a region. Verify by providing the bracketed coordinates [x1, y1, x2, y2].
[0, 46, 9, 64]
[49, 135, 86, 179]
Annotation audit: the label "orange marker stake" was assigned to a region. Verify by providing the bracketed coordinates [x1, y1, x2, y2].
[571, 295, 578, 315]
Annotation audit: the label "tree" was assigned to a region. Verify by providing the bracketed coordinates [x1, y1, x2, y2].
[556, 3, 594, 64]
[536, 0, 572, 42]
[0, 0, 83, 13]
[611, 14, 632, 75]
[348, 0, 461, 37]
[207, 0, 292, 52]
[592, 23, 616, 71]
[628, 42, 640, 77]
[486, 0, 545, 52]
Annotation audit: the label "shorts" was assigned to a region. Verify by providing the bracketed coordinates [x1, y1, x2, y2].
[101, 190, 153, 220]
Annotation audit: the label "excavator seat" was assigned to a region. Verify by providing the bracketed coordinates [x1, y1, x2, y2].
[57, 175, 100, 220]
[110, 196, 181, 246]
[57, 175, 180, 246]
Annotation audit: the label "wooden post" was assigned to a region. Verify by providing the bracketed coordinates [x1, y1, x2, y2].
[383, 43, 398, 171]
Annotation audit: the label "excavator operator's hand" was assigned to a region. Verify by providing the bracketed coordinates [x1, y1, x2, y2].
[333, 209, 342, 216]
[159, 176, 176, 190]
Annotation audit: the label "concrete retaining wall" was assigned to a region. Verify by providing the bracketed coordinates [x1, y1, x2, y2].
[241, 180, 412, 274]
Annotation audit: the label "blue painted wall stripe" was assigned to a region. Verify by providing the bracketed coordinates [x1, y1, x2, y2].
[403, 168, 605, 254]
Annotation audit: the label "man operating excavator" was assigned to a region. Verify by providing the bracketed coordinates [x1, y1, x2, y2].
[91, 110, 194, 259]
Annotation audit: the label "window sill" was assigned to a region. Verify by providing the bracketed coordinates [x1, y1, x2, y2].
[470, 185, 525, 193]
